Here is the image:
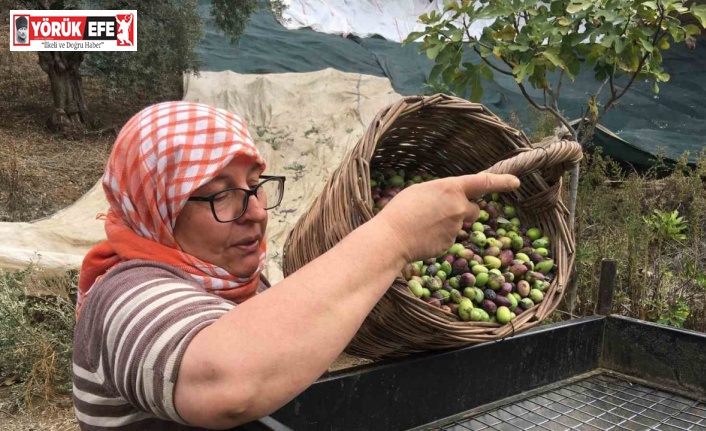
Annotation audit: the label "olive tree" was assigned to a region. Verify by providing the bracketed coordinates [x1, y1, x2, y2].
[15, 0, 278, 133]
[404, 0, 705, 228]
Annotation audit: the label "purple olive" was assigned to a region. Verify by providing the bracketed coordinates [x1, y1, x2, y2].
[456, 230, 470, 242]
[494, 295, 512, 308]
[424, 297, 442, 308]
[452, 258, 469, 276]
[466, 243, 482, 255]
[448, 302, 460, 315]
[460, 273, 476, 288]
[486, 204, 499, 219]
[509, 263, 528, 278]
[529, 252, 543, 264]
[482, 299, 498, 315]
[499, 249, 514, 267]
[457, 248, 474, 261]
[441, 254, 456, 265]
[486, 218, 498, 230]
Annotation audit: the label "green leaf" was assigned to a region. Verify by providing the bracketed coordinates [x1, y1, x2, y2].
[429, 63, 445, 83]
[567, 58, 581, 80]
[639, 38, 654, 53]
[541, 50, 567, 69]
[684, 24, 702, 37]
[436, 43, 457, 64]
[492, 25, 517, 41]
[657, 72, 670, 82]
[470, 80, 483, 101]
[566, 0, 592, 14]
[652, 81, 659, 94]
[479, 62, 494, 80]
[493, 46, 504, 58]
[426, 43, 442, 60]
[557, 17, 571, 26]
[442, 65, 456, 86]
[692, 5, 706, 28]
[404, 31, 425, 45]
[659, 37, 670, 50]
[595, 68, 607, 81]
[642, 1, 658, 10]
[614, 37, 625, 54]
[600, 34, 616, 48]
[512, 63, 528, 83]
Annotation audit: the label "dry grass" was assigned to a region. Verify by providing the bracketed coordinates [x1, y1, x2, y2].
[0, 22, 181, 223]
[0, 266, 77, 414]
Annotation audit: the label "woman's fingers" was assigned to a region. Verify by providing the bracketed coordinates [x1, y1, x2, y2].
[455, 173, 521, 200]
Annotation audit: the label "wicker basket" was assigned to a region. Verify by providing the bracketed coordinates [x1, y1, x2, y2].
[282, 94, 583, 360]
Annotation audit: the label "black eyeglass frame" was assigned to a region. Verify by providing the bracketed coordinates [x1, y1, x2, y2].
[187, 175, 286, 223]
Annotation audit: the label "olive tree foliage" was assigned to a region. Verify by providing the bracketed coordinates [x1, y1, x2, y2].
[83, 0, 206, 98]
[404, 0, 706, 227]
[14, 0, 280, 133]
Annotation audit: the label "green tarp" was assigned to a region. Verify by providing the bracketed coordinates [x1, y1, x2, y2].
[196, 1, 706, 169]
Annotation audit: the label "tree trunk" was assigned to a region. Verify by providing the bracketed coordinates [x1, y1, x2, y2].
[37, 52, 88, 135]
[568, 164, 580, 231]
[564, 127, 582, 317]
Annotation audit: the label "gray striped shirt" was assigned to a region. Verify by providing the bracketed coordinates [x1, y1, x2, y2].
[72, 260, 268, 430]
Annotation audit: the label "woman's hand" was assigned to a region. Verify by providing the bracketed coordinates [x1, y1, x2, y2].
[375, 173, 521, 263]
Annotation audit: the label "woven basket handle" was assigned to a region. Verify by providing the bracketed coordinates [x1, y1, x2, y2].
[481, 139, 582, 179]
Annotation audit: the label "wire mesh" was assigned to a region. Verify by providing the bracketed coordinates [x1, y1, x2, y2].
[433, 373, 706, 431]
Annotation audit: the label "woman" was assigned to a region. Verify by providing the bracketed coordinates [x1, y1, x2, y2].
[72, 101, 520, 430]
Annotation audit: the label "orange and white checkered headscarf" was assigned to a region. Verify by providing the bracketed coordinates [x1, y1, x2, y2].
[77, 101, 267, 317]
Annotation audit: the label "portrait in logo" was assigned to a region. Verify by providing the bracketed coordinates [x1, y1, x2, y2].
[115, 13, 134, 46]
[14, 15, 30, 45]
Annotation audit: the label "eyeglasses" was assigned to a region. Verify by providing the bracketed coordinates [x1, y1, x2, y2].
[187, 175, 286, 223]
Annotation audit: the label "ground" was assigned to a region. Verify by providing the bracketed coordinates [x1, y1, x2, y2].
[0, 23, 372, 429]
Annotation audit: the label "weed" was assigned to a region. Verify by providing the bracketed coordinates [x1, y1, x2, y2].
[284, 162, 306, 181]
[0, 265, 76, 412]
[303, 122, 321, 138]
[255, 125, 293, 151]
[564, 147, 706, 332]
[316, 135, 334, 150]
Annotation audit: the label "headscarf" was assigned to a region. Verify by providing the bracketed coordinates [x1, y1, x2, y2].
[76, 101, 267, 317]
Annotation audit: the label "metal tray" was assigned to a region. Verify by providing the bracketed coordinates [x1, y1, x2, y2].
[239, 315, 706, 431]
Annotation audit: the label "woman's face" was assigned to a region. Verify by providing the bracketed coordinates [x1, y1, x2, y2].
[173, 156, 268, 278]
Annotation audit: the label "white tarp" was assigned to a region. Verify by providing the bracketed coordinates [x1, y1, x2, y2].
[0, 68, 402, 284]
[277, 0, 492, 43]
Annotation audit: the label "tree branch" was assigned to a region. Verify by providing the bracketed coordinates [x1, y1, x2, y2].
[462, 17, 514, 77]
[555, 69, 565, 108]
[581, 5, 666, 144]
[472, 46, 515, 76]
[518, 81, 577, 141]
[595, 76, 611, 100]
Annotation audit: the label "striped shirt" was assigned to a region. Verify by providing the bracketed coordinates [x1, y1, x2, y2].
[72, 260, 269, 430]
